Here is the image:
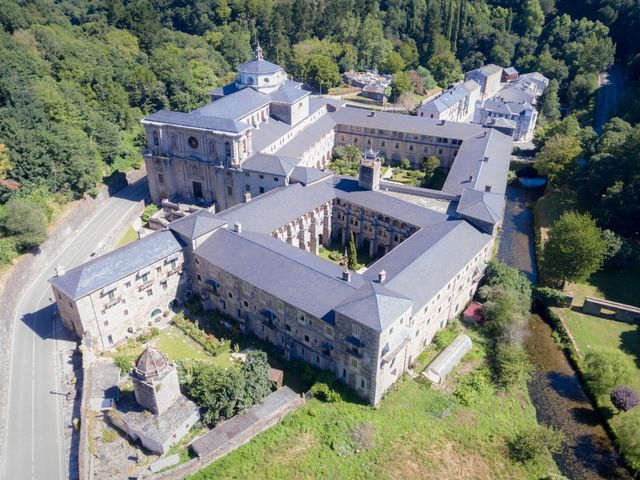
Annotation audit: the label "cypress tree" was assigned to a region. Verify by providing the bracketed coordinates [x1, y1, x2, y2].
[348, 231, 358, 271]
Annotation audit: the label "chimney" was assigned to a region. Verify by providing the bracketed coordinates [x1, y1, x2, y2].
[243, 192, 252, 203]
[483, 156, 489, 162]
[378, 270, 386, 283]
[482, 131, 488, 137]
[485, 185, 492, 192]
[234, 221, 242, 233]
[439, 119, 446, 126]
[55, 264, 65, 276]
[342, 269, 352, 282]
[468, 175, 473, 182]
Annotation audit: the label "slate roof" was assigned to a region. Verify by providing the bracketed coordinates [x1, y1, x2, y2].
[274, 113, 336, 158]
[456, 188, 504, 224]
[290, 166, 333, 185]
[331, 107, 484, 139]
[269, 80, 309, 104]
[334, 282, 413, 331]
[237, 58, 283, 74]
[470, 64, 502, 77]
[168, 210, 227, 240]
[251, 116, 294, 153]
[49, 229, 184, 300]
[134, 347, 170, 379]
[142, 110, 250, 134]
[194, 88, 271, 120]
[242, 153, 299, 176]
[419, 82, 474, 113]
[441, 128, 513, 196]
[195, 228, 365, 321]
[209, 82, 240, 97]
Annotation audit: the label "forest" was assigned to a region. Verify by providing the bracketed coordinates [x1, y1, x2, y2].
[0, 0, 638, 264]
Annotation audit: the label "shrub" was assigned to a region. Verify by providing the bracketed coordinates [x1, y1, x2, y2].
[583, 348, 634, 396]
[533, 287, 571, 308]
[173, 313, 226, 355]
[113, 354, 133, 375]
[617, 413, 640, 472]
[494, 344, 533, 388]
[453, 366, 492, 406]
[610, 386, 639, 412]
[509, 425, 564, 462]
[141, 203, 159, 223]
[310, 382, 342, 403]
[2, 198, 48, 251]
[432, 324, 459, 350]
[0, 237, 18, 265]
[185, 297, 204, 315]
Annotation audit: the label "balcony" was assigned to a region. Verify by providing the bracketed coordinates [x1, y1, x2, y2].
[103, 297, 122, 310]
[138, 280, 153, 291]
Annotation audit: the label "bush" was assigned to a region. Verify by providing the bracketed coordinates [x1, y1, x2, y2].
[137, 327, 160, 344]
[113, 354, 133, 375]
[141, 203, 159, 223]
[0, 237, 18, 265]
[433, 324, 459, 350]
[533, 287, 571, 308]
[185, 297, 204, 315]
[494, 344, 534, 388]
[310, 382, 342, 403]
[617, 413, 640, 472]
[509, 425, 564, 462]
[584, 348, 634, 396]
[453, 366, 492, 406]
[610, 386, 639, 412]
[173, 313, 227, 356]
[2, 198, 48, 251]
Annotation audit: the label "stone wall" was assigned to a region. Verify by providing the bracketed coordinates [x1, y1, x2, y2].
[583, 297, 640, 323]
[150, 387, 303, 480]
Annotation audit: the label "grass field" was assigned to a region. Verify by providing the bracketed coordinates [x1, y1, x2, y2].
[318, 242, 372, 270]
[560, 309, 640, 366]
[115, 226, 138, 248]
[188, 336, 559, 480]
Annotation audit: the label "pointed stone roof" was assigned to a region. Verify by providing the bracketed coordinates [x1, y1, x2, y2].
[168, 210, 227, 240]
[242, 153, 299, 177]
[334, 281, 413, 331]
[135, 347, 170, 379]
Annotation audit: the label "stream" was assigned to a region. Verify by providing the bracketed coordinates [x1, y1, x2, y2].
[498, 184, 633, 480]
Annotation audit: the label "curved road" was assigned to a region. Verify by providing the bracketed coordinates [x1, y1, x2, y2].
[1, 179, 148, 480]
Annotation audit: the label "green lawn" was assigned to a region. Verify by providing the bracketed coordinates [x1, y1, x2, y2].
[564, 260, 640, 308]
[115, 226, 138, 248]
[560, 309, 640, 366]
[391, 168, 424, 186]
[318, 242, 372, 270]
[188, 339, 558, 480]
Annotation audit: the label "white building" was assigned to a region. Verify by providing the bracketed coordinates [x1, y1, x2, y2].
[418, 80, 480, 122]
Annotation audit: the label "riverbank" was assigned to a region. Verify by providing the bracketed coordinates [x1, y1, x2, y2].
[532, 187, 640, 476]
[498, 184, 635, 479]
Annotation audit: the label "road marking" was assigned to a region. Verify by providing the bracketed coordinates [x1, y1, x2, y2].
[1, 181, 147, 478]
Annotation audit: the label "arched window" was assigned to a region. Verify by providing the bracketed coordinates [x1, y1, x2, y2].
[151, 308, 162, 317]
[208, 141, 215, 155]
[170, 135, 177, 148]
[225, 141, 231, 158]
[152, 130, 159, 146]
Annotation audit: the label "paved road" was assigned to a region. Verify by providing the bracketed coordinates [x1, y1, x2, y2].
[1, 179, 148, 480]
[594, 64, 624, 133]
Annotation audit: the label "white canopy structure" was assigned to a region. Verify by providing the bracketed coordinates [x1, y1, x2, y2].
[423, 333, 473, 384]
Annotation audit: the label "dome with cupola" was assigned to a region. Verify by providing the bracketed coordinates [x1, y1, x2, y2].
[235, 43, 286, 94]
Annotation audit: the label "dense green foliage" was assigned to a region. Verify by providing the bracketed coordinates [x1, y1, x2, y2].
[583, 347, 635, 396]
[509, 425, 564, 463]
[181, 350, 271, 426]
[478, 261, 533, 388]
[540, 211, 608, 286]
[347, 231, 358, 271]
[0, 0, 626, 260]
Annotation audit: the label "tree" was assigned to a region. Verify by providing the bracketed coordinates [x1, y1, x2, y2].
[521, 0, 545, 38]
[495, 344, 533, 387]
[509, 425, 564, 462]
[427, 50, 463, 87]
[347, 231, 358, 271]
[304, 54, 340, 93]
[381, 51, 405, 74]
[567, 73, 598, 112]
[389, 71, 412, 102]
[2, 198, 48, 251]
[540, 79, 561, 122]
[541, 211, 607, 286]
[610, 385, 639, 413]
[240, 351, 272, 410]
[534, 134, 582, 184]
[423, 156, 440, 177]
[583, 348, 634, 395]
[399, 158, 411, 170]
